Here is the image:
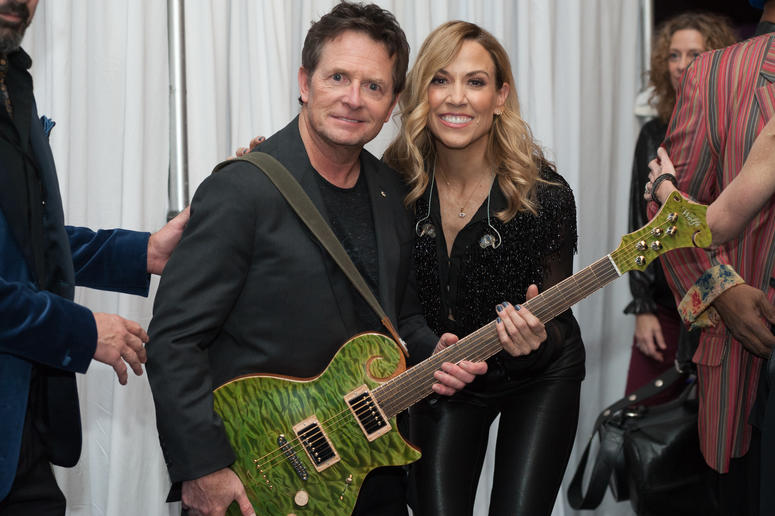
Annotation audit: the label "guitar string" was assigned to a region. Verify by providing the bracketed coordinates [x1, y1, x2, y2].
[251, 261, 624, 471]
[373, 214, 682, 414]
[242, 394, 391, 473]
[248, 216, 677, 472]
[242, 213, 688, 472]
[254, 267, 609, 474]
[375, 264, 621, 414]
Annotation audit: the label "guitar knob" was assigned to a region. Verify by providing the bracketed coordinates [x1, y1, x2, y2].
[294, 490, 310, 507]
[635, 240, 647, 251]
[652, 227, 664, 237]
[666, 226, 677, 236]
[635, 256, 646, 266]
[667, 212, 678, 223]
[650, 240, 662, 251]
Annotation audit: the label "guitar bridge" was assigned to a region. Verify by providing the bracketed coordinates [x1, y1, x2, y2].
[293, 416, 340, 472]
[344, 385, 391, 441]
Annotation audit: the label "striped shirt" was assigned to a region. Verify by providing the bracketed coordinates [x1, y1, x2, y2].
[651, 33, 775, 473]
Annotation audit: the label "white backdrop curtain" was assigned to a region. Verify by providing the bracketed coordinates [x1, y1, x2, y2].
[23, 1, 642, 514]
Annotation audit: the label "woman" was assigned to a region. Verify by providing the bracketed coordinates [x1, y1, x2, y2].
[383, 21, 583, 515]
[623, 12, 736, 402]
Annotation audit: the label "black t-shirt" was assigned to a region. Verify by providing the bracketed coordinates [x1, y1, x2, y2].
[316, 169, 380, 328]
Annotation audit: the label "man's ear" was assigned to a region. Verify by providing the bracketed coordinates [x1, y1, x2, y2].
[384, 94, 399, 123]
[298, 67, 310, 104]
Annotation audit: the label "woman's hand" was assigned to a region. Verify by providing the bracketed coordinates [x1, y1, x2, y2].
[234, 136, 266, 157]
[430, 333, 488, 396]
[494, 284, 547, 356]
[633, 313, 667, 361]
[645, 147, 679, 204]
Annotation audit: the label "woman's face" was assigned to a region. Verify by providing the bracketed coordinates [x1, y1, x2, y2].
[668, 29, 705, 91]
[426, 40, 509, 153]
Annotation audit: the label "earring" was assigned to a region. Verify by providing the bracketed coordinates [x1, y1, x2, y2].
[494, 110, 502, 116]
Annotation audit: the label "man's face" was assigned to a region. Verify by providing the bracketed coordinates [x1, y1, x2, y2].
[0, 0, 38, 54]
[298, 30, 398, 151]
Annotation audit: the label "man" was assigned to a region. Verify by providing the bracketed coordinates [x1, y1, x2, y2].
[647, 1, 775, 514]
[146, 3, 549, 515]
[0, 1, 188, 514]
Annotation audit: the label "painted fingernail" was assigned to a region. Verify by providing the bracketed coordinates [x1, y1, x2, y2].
[496, 317, 502, 324]
[502, 302, 509, 308]
[515, 304, 521, 311]
[496, 305, 503, 312]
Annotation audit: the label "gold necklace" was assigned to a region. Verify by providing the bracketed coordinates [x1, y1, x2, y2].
[437, 168, 489, 218]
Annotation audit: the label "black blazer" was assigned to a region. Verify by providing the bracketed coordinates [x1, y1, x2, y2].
[147, 118, 437, 486]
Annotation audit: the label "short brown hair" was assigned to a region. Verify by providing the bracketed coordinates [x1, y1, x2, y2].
[300, 2, 409, 100]
[650, 12, 737, 122]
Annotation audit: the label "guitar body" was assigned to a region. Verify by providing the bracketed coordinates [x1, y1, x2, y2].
[212, 333, 419, 516]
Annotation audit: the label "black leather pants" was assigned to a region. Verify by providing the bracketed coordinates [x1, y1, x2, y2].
[408, 339, 584, 516]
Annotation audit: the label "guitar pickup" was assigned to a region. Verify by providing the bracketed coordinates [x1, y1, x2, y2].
[344, 385, 391, 442]
[293, 416, 340, 473]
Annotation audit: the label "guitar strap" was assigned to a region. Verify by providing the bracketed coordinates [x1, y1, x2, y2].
[212, 152, 410, 358]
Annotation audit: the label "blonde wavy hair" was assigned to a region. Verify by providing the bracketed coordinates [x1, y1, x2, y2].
[383, 21, 551, 221]
[650, 12, 737, 123]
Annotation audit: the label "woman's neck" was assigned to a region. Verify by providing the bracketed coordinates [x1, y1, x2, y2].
[435, 144, 492, 188]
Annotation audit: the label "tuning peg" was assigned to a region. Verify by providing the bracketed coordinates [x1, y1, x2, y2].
[667, 212, 678, 223]
[650, 241, 662, 251]
[652, 227, 664, 237]
[635, 256, 646, 266]
[666, 226, 677, 236]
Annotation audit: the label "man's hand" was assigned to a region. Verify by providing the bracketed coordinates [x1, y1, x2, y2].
[494, 284, 547, 356]
[713, 283, 775, 358]
[182, 467, 255, 516]
[147, 206, 191, 275]
[634, 313, 667, 361]
[92, 313, 149, 385]
[430, 334, 488, 396]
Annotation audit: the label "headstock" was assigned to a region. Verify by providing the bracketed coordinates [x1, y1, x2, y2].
[611, 192, 711, 274]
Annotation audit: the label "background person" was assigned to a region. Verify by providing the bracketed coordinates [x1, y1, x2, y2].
[0, 0, 188, 514]
[623, 12, 737, 405]
[645, 1, 775, 513]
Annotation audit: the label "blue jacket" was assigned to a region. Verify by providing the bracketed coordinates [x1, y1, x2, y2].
[0, 96, 151, 499]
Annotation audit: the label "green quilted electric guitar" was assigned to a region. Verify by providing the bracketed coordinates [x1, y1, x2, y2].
[212, 192, 710, 516]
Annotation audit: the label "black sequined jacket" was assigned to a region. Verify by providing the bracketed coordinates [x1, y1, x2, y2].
[624, 118, 677, 315]
[414, 165, 583, 379]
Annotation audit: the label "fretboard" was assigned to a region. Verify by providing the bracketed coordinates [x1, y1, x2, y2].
[373, 255, 620, 418]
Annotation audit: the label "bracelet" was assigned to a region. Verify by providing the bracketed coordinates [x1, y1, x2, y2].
[650, 173, 678, 206]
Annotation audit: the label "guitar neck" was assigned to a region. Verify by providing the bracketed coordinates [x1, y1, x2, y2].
[373, 255, 620, 418]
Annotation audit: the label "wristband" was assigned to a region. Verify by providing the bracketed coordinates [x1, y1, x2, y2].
[650, 173, 679, 206]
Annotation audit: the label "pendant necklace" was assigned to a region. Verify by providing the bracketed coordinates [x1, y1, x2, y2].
[437, 167, 489, 218]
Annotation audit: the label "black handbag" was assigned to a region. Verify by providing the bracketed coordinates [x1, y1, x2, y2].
[568, 366, 717, 515]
